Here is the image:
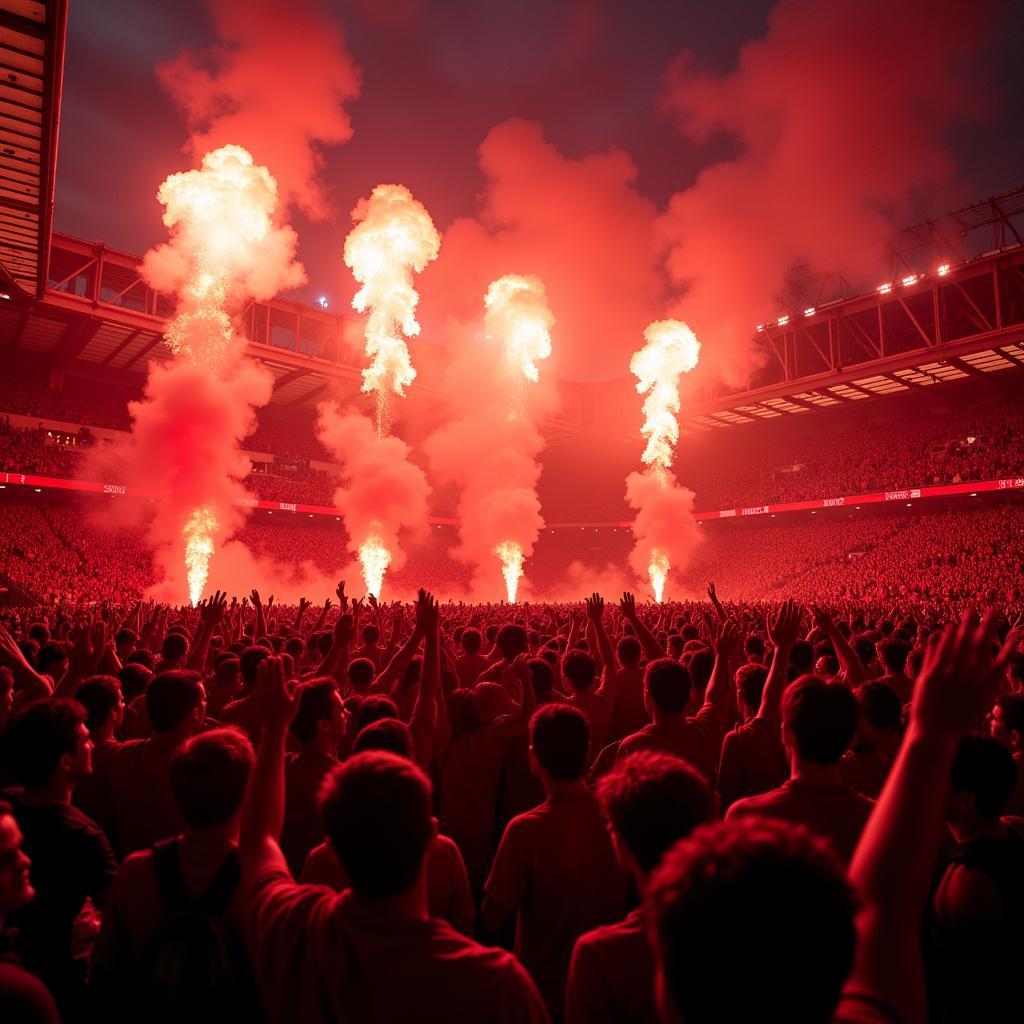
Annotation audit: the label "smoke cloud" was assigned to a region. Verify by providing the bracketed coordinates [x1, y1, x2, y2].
[657, 0, 995, 387]
[158, 0, 361, 219]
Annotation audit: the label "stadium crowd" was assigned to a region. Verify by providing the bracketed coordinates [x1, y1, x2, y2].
[0, 578, 1020, 1023]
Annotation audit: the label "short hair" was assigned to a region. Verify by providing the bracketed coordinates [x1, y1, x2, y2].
[170, 728, 254, 828]
[361, 624, 380, 645]
[115, 628, 137, 649]
[146, 670, 204, 733]
[617, 636, 642, 666]
[118, 662, 153, 701]
[352, 695, 399, 736]
[745, 635, 765, 660]
[496, 624, 528, 659]
[319, 752, 433, 900]
[527, 658, 554, 703]
[27, 622, 49, 645]
[461, 628, 482, 654]
[877, 638, 910, 674]
[530, 704, 589, 781]
[783, 676, 858, 764]
[688, 649, 714, 690]
[160, 633, 188, 663]
[647, 818, 856, 1024]
[239, 646, 270, 688]
[75, 675, 122, 732]
[214, 657, 240, 686]
[563, 650, 596, 691]
[951, 733, 1017, 819]
[645, 659, 692, 716]
[37, 641, 69, 675]
[348, 657, 375, 688]
[995, 693, 1024, 735]
[735, 663, 768, 713]
[598, 752, 710, 873]
[858, 682, 903, 733]
[284, 636, 304, 661]
[352, 718, 414, 759]
[126, 648, 155, 671]
[290, 678, 338, 744]
[789, 640, 814, 675]
[0, 699, 87, 787]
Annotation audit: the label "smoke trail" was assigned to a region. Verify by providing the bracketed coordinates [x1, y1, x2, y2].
[126, 145, 305, 603]
[625, 319, 702, 602]
[158, 0, 361, 219]
[316, 183, 439, 598]
[426, 274, 556, 602]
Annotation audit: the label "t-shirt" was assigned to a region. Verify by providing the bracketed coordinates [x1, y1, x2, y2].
[606, 665, 648, 742]
[717, 717, 789, 811]
[0, 960, 60, 1024]
[727, 779, 875, 864]
[567, 688, 613, 755]
[5, 793, 116, 1011]
[300, 834, 475, 938]
[220, 694, 264, 745]
[484, 787, 631, 1016]
[72, 736, 123, 846]
[616, 703, 725, 784]
[456, 652, 490, 689]
[565, 907, 656, 1024]
[243, 870, 550, 1024]
[108, 737, 184, 856]
[282, 749, 338, 875]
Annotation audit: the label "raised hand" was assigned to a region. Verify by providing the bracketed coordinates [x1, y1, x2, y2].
[620, 592, 638, 619]
[250, 589, 262, 607]
[415, 589, 439, 635]
[707, 581, 718, 602]
[713, 617, 741, 659]
[335, 580, 348, 612]
[585, 592, 605, 623]
[201, 590, 228, 628]
[256, 655, 301, 728]
[332, 611, 354, 647]
[767, 599, 802, 651]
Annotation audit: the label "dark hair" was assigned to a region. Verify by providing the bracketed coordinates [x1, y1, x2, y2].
[170, 728, 254, 828]
[348, 658, 375, 689]
[745, 635, 765, 660]
[290, 678, 339, 744]
[645, 659, 692, 716]
[0, 699, 87, 787]
[789, 640, 814, 675]
[461, 628, 482, 654]
[527, 658, 554, 704]
[115, 627, 137, 649]
[496, 624, 528, 659]
[782, 676, 858, 764]
[735, 663, 768, 714]
[563, 650, 596, 692]
[858, 682, 903, 733]
[37, 641, 69, 675]
[285, 636, 305, 661]
[319, 752, 433, 900]
[160, 632, 188, 663]
[146, 670, 205, 733]
[951, 733, 1017, 819]
[239, 646, 270, 689]
[617, 636, 642, 666]
[648, 818, 856, 1024]
[530, 704, 589, 781]
[214, 657, 240, 686]
[877, 638, 910, 674]
[126, 648, 156, 671]
[361, 624, 380, 646]
[447, 689, 482, 738]
[352, 695, 399, 736]
[118, 662, 153, 701]
[598, 752, 710, 873]
[688, 649, 714, 690]
[995, 693, 1024, 736]
[75, 675, 122, 732]
[352, 718, 413, 759]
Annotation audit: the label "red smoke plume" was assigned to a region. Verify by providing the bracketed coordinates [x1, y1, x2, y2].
[658, 0, 995, 387]
[158, 0, 361, 219]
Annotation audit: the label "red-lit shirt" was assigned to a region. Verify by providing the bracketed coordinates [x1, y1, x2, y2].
[281, 748, 338, 875]
[107, 737, 184, 856]
[717, 717, 789, 811]
[616, 703, 725, 784]
[243, 870, 549, 1024]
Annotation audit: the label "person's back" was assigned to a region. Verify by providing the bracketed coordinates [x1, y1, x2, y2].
[456, 629, 490, 689]
[727, 675, 873, 863]
[484, 705, 630, 1016]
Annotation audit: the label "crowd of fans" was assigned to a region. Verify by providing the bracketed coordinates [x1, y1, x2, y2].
[0, 577, 1020, 1022]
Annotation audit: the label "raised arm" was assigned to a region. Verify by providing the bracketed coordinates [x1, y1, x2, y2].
[811, 604, 867, 686]
[250, 589, 268, 642]
[292, 597, 310, 636]
[755, 600, 802, 728]
[239, 655, 301, 879]
[846, 609, 1011, 1024]
[187, 591, 227, 673]
[0, 623, 52, 705]
[705, 618, 740, 717]
[586, 593, 616, 677]
[707, 581, 727, 623]
[619, 592, 664, 662]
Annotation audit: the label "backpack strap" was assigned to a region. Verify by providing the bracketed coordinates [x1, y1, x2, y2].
[151, 838, 189, 913]
[199, 849, 241, 917]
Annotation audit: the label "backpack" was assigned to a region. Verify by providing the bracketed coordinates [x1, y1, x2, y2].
[139, 838, 264, 1023]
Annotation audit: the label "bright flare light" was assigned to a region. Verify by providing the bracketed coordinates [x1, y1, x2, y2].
[649, 550, 669, 604]
[358, 534, 392, 599]
[496, 541, 525, 603]
[937, 263, 951, 276]
[184, 506, 218, 606]
[343, 184, 441, 433]
[484, 275, 554, 384]
[631, 319, 701, 476]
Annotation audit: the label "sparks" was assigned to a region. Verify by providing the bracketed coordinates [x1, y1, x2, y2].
[343, 184, 441, 433]
[630, 319, 701, 476]
[495, 541, 525, 603]
[649, 550, 670, 604]
[358, 534, 392, 599]
[484, 274, 554, 385]
[183, 506, 218, 606]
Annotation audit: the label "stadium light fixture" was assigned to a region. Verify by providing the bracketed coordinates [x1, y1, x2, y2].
[316, 295, 329, 309]
[803, 307, 815, 317]
[901, 274, 919, 287]
[0, 292, 9, 300]
[877, 282, 892, 294]
[776, 315, 789, 326]
[756, 324, 765, 333]
[937, 263, 951, 276]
